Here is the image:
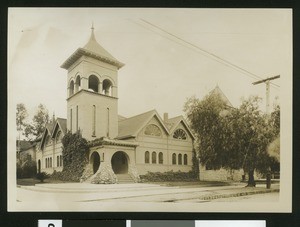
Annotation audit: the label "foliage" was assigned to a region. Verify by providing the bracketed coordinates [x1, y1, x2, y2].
[184, 94, 279, 187]
[140, 171, 198, 182]
[191, 149, 199, 179]
[53, 131, 89, 182]
[24, 104, 50, 141]
[16, 103, 28, 135]
[184, 93, 229, 170]
[17, 160, 37, 179]
[36, 172, 50, 183]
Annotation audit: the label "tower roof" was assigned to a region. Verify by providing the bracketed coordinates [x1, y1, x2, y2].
[209, 85, 233, 107]
[61, 27, 124, 69]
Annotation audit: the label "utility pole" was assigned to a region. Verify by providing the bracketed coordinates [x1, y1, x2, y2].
[252, 75, 280, 114]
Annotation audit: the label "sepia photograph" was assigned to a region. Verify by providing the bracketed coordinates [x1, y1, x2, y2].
[7, 8, 292, 212]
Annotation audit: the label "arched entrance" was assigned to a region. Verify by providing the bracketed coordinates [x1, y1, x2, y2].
[38, 160, 41, 173]
[111, 151, 129, 174]
[90, 152, 100, 174]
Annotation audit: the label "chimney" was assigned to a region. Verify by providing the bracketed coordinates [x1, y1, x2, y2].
[163, 112, 169, 122]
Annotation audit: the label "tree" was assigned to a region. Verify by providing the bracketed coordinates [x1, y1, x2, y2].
[16, 103, 28, 136]
[184, 95, 277, 187]
[25, 104, 50, 141]
[223, 96, 275, 186]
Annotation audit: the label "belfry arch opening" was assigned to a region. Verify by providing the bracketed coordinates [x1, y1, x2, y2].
[90, 151, 100, 174]
[75, 75, 81, 92]
[111, 151, 129, 174]
[88, 75, 99, 93]
[102, 79, 112, 96]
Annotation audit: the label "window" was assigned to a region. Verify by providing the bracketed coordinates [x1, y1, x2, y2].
[145, 151, 150, 163]
[173, 129, 187, 140]
[102, 79, 112, 96]
[172, 153, 176, 165]
[45, 158, 47, 168]
[60, 155, 63, 167]
[92, 105, 96, 136]
[75, 75, 81, 92]
[57, 156, 59, 167]
[144, 124, 162, 137]
[107, 107, 110, 137]
[152, 152, 157, 164]
[70, 108, 73, 132]
[88, 75, 99, 92]
[159, 152, 163, 164]
[184, 154, 188, 165]
[178, 154, 182, 165]
[50, 157, 52, 168]
[69, 80, 74, 96]
[76, 105, 79, 131]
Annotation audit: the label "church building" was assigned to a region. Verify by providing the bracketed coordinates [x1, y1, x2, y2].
[36, 27, 195, 183]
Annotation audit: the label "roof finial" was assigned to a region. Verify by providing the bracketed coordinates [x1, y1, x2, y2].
[90, 22, 96, 41]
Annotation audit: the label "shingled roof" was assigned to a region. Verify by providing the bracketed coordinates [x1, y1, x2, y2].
[117, 109, 170, 140]
[61, 27, 124, 69]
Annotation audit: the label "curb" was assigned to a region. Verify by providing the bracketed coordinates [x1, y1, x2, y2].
[200, 188, 280, 201]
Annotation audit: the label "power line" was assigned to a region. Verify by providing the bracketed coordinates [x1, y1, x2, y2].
[137, 19, 280, 89]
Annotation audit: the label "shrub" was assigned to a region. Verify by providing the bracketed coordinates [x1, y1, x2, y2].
[36, 172, 50, 183]
[16, 160, 37, 179]
[140, 170, 198, 182]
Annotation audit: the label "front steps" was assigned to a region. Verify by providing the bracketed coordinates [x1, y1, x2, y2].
[116, 174, 134, 183]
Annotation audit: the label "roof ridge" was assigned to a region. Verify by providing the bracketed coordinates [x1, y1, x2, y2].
[119, 109, 156, 121]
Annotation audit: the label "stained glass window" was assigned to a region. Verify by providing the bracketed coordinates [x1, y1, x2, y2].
[144, 124, 162, 136]
[173, 129, 187, 140]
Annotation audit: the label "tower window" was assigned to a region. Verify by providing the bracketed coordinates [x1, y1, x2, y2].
[102, 79, 112, 96]
[70, 108, 73, 132]
[92, 105, 96, 136]
[76, 105, 79, 131]
[69, 80, 74, 96]
[88, 75, 99, 93]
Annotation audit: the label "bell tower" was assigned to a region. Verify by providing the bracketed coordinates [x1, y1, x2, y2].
[61, 26, 124, 140]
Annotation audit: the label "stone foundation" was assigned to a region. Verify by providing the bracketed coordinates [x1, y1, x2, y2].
[128, 164, 141, 183]
[90, 162, 118, 184]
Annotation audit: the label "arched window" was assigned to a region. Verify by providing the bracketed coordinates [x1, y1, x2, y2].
[88, 75, 99, 93]
[45, 158, 47, 168]
[144, 124, 162, 137]
[152, 152, 157, 164]
[159, 152, 163, 164]
[69, 80, 74, 96]
[50, 157, 52, 168]
[184, 154, 188, 165]
[145, 151, 150, 163]
[172, 153, 176, 165]
[102, 79, 112, 96]
[75, 75, 81, 92]
[57, 156, 59, 167]
[173, 129, 187, 140]
[60, 155, 63, 167]
[178, 154, 182, 165]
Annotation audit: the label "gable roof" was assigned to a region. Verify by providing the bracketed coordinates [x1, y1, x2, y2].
[209, 85, 233, 107]
[117, 109, 170, 139]
[164, 116, 195, 140]
[61, 28, 124, 69]
[52, 118, 67, 138]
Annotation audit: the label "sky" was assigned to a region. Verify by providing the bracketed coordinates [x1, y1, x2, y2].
[8, 8, 291, 122]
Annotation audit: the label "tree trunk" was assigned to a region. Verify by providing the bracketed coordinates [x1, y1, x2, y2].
[246, 169, 256, 187]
